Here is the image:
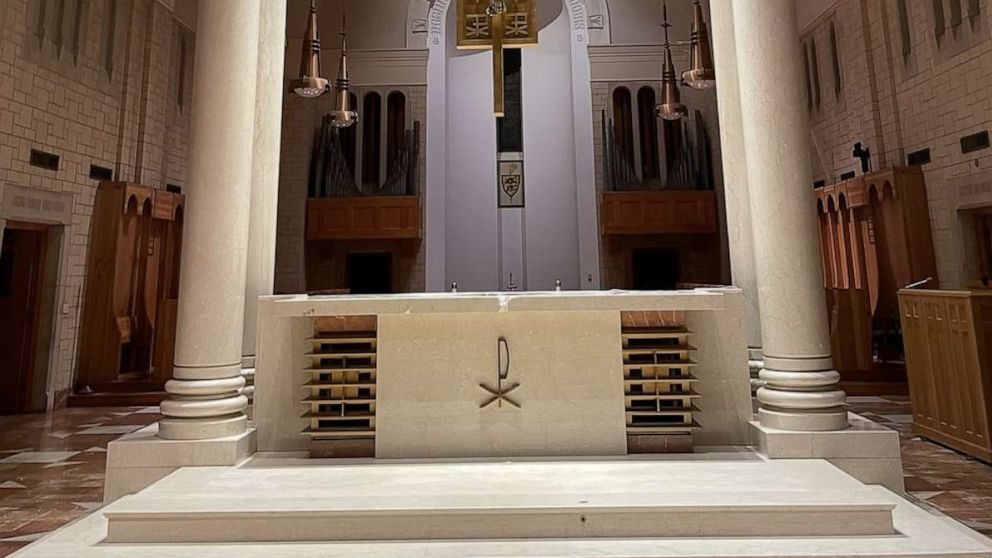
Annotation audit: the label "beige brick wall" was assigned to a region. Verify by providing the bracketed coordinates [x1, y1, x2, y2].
[0, 0, 194, 404]
[805, 0, 992, 288]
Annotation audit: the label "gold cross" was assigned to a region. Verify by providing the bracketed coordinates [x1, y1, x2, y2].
[457, 0, 537, 117]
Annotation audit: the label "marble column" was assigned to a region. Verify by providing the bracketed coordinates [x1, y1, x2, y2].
[731, 0, 847, 431]
[242, 0, 287, 402]
[159, 0, 261, 440]
[709, 0, 763, 394]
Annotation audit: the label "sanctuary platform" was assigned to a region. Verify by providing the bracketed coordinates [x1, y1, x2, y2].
[13, 290, 992, 557]
[12, 453, 992, 557]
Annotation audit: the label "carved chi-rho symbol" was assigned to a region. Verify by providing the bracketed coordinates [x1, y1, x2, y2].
[479, 336, 520, 408]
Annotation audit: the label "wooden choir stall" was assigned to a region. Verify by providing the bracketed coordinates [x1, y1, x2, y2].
[814, 167, 938, 394]
[73, 182, 184, 406]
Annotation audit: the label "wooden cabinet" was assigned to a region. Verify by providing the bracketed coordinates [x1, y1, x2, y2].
[898, 289, 992, 461]
[75, 182, 183, 403]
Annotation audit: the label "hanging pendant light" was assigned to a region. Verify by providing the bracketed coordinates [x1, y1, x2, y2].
[291, 0, 331, 98]
[657, 1, 687, 121]
[328, 14, 359, 128]
[682, 0, 716, 89]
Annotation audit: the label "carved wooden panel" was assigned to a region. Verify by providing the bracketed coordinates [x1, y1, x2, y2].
[601, 191, 718, 235]
[899, 290, 992, 461]
[307, 196, 420, 241]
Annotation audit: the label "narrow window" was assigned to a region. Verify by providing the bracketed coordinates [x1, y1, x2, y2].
[36, 0, 49, 48]
[637, 87, 660, 185]
[70, 0, 87, 64]
[54, 0, 67, 56]
[932, 0, 946, 46]
[897, 0, 912, 58]
[612, 87, 634, 166]
[950, 0, 962, 27]
[829, 24, 842, 98]
[361, 92, 382, 187]
[103, 0, 117, 78]
[386, 92, 407, 171]
[802, 44, 813, 110]
[809, 38, 822, 108]
[177, 34, 187, 110]
[969, 0, 981, 19]
[497, 48, 523, 153]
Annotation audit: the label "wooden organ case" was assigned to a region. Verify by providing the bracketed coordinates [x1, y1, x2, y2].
[814, 167, 938, 394]
[75, 182, 184, 404]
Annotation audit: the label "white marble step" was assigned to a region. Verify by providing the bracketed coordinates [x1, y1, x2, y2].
[105, 491, 895, 543]
[103, 459, 897, 543]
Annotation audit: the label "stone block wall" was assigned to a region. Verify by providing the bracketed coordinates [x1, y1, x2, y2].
[274, 83, 428, 295]
[590, 76, 727, 289]
[804, 0, 992, 288]
[0, 0, 194, 406]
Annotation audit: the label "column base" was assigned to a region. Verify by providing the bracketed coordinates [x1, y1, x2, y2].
[105, 423, 256, 503]
[159, 413, 247, 440]
[750, 413, 905, 494]
[758, 406, 849, 431]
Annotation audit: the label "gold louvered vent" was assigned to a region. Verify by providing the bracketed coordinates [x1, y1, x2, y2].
[303, 318, 377, 457]
[622, 326, 699, 452]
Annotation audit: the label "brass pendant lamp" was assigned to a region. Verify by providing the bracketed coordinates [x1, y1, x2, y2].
[682, 0, 716, 89]
[656, 1, 688, 121]
[328, 14, 359, 128]
[290, 0, 331, 98]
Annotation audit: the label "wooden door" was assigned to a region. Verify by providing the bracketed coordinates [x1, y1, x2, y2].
[0, 223, 48, 414]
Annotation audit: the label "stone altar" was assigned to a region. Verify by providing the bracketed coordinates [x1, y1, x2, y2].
[254, 288, 753, 458]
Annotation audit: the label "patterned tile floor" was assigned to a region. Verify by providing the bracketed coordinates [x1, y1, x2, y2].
[0, 406, 161, 556]
[847, 394, 992, 538]
[0, 397, 989, 556]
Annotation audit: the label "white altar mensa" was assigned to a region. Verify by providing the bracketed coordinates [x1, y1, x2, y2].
[253, 288, 753, 458]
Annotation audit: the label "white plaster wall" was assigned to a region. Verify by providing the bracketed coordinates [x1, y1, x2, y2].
[426, 0, 600, 291]
[442, 8, 500, 291]
[521, 9, 582, 290]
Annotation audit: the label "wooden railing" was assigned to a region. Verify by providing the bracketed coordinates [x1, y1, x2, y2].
[600, 191, 718, 235]
[306, 196, 420, 241]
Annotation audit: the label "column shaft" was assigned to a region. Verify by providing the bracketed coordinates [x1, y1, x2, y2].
[243, 0, 287, 369]
[160, 0, 262, 440]
[731, 0, 847, 431]
[709, 0, 763, 391]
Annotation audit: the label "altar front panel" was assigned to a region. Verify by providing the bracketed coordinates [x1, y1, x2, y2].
[375, 310, 627, 458]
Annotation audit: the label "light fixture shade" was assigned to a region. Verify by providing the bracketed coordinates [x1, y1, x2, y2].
[291, 0, 331, 98]
[657, 1, 687, 121]
[682, 0, 716, 89]
[328, 24, 359, 128]
[657, 47, 688, 120]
